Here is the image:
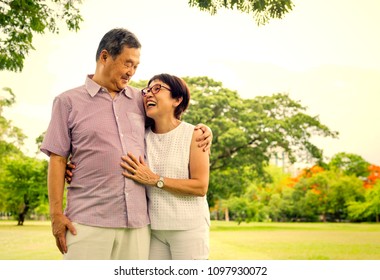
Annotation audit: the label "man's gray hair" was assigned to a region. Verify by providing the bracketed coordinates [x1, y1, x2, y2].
[95, 28, 141, 61]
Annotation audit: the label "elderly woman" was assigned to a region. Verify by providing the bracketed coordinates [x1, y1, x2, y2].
[121, 73, 210, 260]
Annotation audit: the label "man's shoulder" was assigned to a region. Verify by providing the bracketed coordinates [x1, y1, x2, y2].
[60, 84, 86, 96]
[54, 84, 86, 100]
[59, 75, 90, 97]
[125, 85, 141, 96]
[51, 85, 87, 110]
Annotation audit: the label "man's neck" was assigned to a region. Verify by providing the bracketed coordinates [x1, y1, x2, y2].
[91, 74, 118, 98]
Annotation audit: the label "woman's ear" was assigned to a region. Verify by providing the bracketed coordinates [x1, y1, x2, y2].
[173, 97, 183, 108]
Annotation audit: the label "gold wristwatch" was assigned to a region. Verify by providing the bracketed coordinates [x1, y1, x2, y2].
[156, 176, 164, 188]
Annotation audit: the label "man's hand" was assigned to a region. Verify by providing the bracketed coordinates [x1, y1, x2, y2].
[195, 123, 213, 152]
[50, 213, 76, 254]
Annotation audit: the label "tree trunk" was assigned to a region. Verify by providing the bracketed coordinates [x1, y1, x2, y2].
[321, 213, 326, 222]
[224, 208, 229, 222]
[17, 202, 29, 226]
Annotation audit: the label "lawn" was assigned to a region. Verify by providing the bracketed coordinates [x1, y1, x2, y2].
[209, 221, 380, 260]
[1, 220, 380, 260]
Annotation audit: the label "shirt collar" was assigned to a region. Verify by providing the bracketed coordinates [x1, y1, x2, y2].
[85, 75, 131, 98]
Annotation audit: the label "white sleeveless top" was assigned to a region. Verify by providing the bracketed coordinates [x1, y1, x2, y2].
[146, 121, 210, 230]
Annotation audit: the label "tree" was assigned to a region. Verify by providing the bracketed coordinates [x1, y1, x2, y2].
[328, 174, 365, 221]
[188, 0, 294, 25]
[223, 195, 259, 224]
[289, 168, 365, 222]
[35, 131, 46, 154]
[0, 87, 25, 158]
[348, 180, 380, 222]
[290, 177, 321, 221]
[0, 88, 47, 223]
[364, 181, 380, 222]
[0, 0, 83, 72]
[181, 76, 337, 209]
[259, 165, 292, 221]
[364, 164, 380, 189]
[0, 154, 48, 224]
[328, 152, 370, 178]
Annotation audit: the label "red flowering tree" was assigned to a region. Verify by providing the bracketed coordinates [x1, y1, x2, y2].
[364, 165, 380, 189]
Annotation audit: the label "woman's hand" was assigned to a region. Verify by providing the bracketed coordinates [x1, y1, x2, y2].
[194, 123, 213, 153]
[121, 152, 159, 186]
[65, 161, 75, 184]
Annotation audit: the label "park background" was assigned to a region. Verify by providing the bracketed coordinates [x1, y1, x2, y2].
[1, 0, 380, 260]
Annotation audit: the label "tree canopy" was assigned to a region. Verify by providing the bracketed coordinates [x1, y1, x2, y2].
[1, 0, 295, 73]
[0, 87, 25, 157]
[0, 154, 48, 222]
[0, 0, 83, 72]
[328, 152, 370, 178]
[188, 0, 294, 25]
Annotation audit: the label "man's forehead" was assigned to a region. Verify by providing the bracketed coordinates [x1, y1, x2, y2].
[119, 47, 140, 60]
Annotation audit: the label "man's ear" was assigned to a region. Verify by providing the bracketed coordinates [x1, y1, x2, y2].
[99, 50, 109, 63]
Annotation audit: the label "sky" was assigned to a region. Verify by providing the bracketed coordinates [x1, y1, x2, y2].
[2, 0, 380, 166]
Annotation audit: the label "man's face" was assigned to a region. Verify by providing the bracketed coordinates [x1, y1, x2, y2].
[102, 46, 140, 92]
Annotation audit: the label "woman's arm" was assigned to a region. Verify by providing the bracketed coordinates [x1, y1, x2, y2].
[121, 129, 209, 197]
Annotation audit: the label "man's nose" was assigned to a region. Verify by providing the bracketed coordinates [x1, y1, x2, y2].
[126, 66, 136, 77]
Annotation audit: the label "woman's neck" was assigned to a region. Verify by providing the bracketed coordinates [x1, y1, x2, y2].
[152, 117, 181, 134]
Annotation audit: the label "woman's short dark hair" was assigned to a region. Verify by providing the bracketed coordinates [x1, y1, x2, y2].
[148, 73, 190, 120]
[95, 28, 141, 61]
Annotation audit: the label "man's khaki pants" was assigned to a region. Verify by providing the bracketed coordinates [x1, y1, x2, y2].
[64, 223, 150, 260]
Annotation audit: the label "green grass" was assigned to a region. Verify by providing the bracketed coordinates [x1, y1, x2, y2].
[209, 221, 380, 260]
[1, 220, 380, 260]
[0, 221, 60, 260]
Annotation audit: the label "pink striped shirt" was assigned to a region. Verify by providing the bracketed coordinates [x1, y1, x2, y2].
[41, 75, 149, 228]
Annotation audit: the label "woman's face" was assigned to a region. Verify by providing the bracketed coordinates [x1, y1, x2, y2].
[142, 79, 178, 120]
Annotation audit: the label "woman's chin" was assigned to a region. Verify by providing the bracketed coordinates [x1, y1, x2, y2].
[146, 112, 156, 120]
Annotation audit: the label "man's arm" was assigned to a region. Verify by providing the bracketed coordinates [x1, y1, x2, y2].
[48, 153, 76, 254]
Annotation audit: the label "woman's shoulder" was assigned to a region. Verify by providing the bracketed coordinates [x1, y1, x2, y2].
[181, 121, 195, 130]
[179, 121, 198, 136]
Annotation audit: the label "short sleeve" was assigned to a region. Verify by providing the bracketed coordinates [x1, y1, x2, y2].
[40, 96, 71, 158]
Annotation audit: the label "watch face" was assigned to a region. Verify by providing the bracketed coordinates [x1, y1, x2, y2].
[157, 181, 164, 188]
